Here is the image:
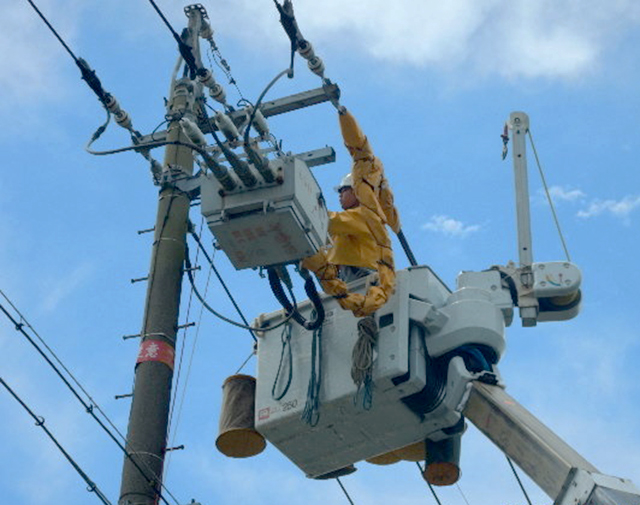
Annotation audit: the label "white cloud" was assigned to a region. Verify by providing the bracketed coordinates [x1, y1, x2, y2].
[546, 185, 586, 203]
[214, 0, 640, 80]
[40, 262, 94, 313]
[421, 215, 481, 237]
[5, 0, 640, 107]
[577, 195, 640, 220]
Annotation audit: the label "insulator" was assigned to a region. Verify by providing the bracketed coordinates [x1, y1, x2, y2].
[249, 106, 269, 136]
[104, 94, 122, 115]
[197, 68, 217, 88]
[297, 40, 315, 60]
[179, 117, 207, 146]
[214, 111, 239, 141]
[114, 110, 133, 131]
[308, 56, 325, 77]
[150, 158, 163, 183]
[208, 83, 227, 105]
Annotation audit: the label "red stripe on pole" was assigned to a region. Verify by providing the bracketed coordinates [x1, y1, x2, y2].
[136, 340, 175, 370]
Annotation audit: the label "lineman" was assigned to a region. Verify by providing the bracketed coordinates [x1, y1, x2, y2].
[302, 106, 400, 317]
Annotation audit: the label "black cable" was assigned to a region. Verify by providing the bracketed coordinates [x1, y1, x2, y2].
[145, 0, 198, 78]
[271, 324, 293, 401]
[301, 318, 322, 426]
[25, 0, 76, 60]
[0, 303, 179, 505]
[0, 377, 113, 505]
[416, 462, 444, 505]
[267, 267, 325, 331]
[506, 456, 534, 505]
[187, 223, 257, 341]
[336, 477, 356, 505]
[25, 0, 108, 104]
[184, 242, 294, 333]
[397, 229, 419, 267]
[273, 0, 304, 69]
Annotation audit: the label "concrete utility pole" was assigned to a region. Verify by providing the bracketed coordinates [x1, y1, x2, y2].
[118, 12, 203, 505]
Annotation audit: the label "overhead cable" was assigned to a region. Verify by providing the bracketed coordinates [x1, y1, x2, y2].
[416, 462, 444, 505]
[184, 241, 294, 334]
[165, 220, 211, 480]
[145, 0, 198, 77]
[0, 298, 180, 505]
[506, 456, 534, 505]
[336, 477, 356, 505]
[25, 0, 109, 104]
[188, 222, 257, 341]
[0, 377, 113, 505]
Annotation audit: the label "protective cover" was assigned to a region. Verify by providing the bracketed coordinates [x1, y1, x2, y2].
[216, 374, 266, 458]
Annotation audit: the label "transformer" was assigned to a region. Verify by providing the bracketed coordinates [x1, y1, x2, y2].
[200, 155, 329, 269]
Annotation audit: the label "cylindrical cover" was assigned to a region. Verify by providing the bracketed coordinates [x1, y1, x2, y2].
[365, 450, 402, 466]
[395, 440, 426, 462]
[216, 374, 266, 458]
[422, 436, 461, 486]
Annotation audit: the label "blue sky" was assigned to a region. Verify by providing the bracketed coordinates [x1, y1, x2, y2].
[1, 1, 640, 504]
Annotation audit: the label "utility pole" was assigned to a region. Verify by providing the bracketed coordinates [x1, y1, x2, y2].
[119, 11, 203, 505]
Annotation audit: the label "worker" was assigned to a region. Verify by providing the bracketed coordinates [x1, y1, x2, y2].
[301, 106, 400, 317]
[333, 172, 374, 283]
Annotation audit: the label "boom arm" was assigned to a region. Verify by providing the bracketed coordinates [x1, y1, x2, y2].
[464, 381, 640, 505]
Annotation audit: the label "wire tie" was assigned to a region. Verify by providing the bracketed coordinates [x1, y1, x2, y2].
[130, 276, 150, 284]
[164, 445, 185, 453]
[35, 416, 45, 427]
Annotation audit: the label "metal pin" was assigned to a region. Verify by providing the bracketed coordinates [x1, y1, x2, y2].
[137, 227, 155, 235]
[131, 276, 149, 284]
[115, 393, 133, 400]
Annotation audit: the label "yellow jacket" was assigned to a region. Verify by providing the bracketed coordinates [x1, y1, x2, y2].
[302, 109, 400, 317]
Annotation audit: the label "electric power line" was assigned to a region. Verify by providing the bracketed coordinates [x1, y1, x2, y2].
[0, 377, 113, 505]
[336, 477, 356, 505]
[25, 0, 108, 103]
[506, 457, 534, 505]
[187, 223, 258, 340]
[416, 462, 444, 505]
[145, 0, 198, 77]
[0, 297, 181, 505]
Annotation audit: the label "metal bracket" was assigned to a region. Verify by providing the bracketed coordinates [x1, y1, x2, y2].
[556, 468, 640, 505]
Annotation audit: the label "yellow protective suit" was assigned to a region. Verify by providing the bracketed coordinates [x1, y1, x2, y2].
[301, 108, 400, 317]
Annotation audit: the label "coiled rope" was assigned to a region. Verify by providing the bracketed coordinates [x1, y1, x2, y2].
[350, 315, 378, 410]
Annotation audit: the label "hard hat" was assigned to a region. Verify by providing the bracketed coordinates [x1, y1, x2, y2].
[334, 172, 353, 192]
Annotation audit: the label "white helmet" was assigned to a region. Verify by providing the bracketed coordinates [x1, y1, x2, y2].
[334, 172, 353, 192]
